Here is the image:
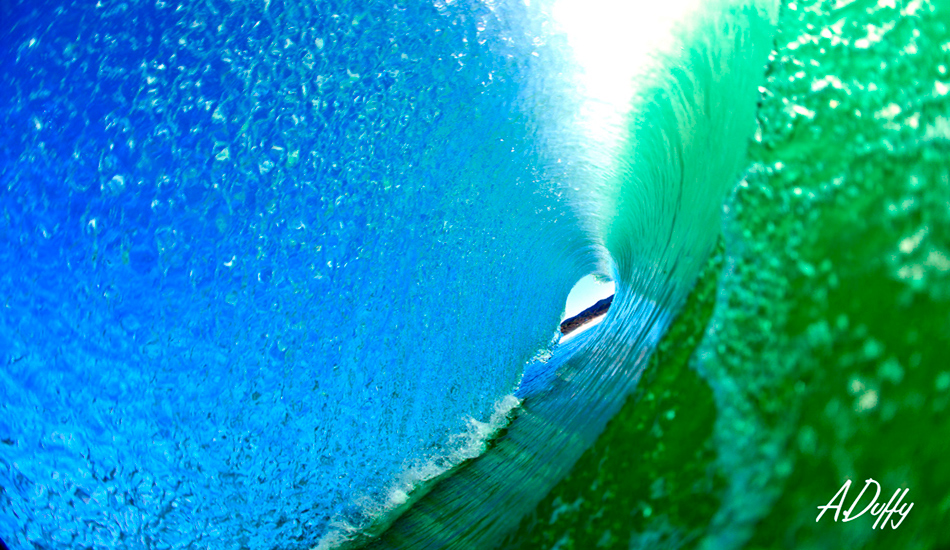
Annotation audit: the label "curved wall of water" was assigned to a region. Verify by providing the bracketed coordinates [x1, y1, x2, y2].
[363, 0, 778, 547]
[0, 0, 774, 548]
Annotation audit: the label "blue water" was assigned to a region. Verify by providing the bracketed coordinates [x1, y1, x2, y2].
[0, 0, 775, 548]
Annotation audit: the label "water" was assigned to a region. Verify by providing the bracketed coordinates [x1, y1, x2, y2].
[8, 0, 945, 549]
[1, 0, 591, 545]
[1, 0, 772, 545]
[501, 1, 950, 549]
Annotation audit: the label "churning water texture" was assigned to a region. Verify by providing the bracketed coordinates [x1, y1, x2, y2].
[2, 0, 802, 548]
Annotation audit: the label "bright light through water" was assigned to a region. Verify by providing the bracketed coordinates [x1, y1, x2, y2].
[551, 0, 700, 323]
[551, 0, 702, 146]
[563, 274, 615, 320]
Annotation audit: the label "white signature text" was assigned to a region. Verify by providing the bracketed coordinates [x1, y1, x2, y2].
[816, 478, 913, 529]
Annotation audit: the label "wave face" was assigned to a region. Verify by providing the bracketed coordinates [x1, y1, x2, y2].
[0, 0, 774, 548]
[498, 2, 950, 549]
[360, 1, 778, 547]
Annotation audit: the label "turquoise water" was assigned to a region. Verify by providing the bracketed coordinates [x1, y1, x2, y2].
[502, 1, 950, 549]
[6, 0, 946, 548]
[1, 0, 773, 545]
[0, 1, 587, 545]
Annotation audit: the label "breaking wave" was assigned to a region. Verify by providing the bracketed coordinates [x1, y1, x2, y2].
[0, 0, 775, 548]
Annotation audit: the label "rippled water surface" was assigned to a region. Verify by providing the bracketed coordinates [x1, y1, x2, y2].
[2, 0, 948, 549]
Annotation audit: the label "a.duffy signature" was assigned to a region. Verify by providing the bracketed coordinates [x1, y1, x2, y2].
[816, 478, 913, 529]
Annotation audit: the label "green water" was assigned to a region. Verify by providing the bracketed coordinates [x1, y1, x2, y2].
[501, 1, 950, 548]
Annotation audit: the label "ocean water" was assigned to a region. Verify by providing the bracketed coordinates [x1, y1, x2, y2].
[0, 0, 589, 546]
[4, 0, 946, 549]
[501, 1, 950, 549]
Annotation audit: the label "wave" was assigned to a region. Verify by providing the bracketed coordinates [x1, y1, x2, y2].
[0, 0, 774, 548]
[357, 3, 779, 546]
